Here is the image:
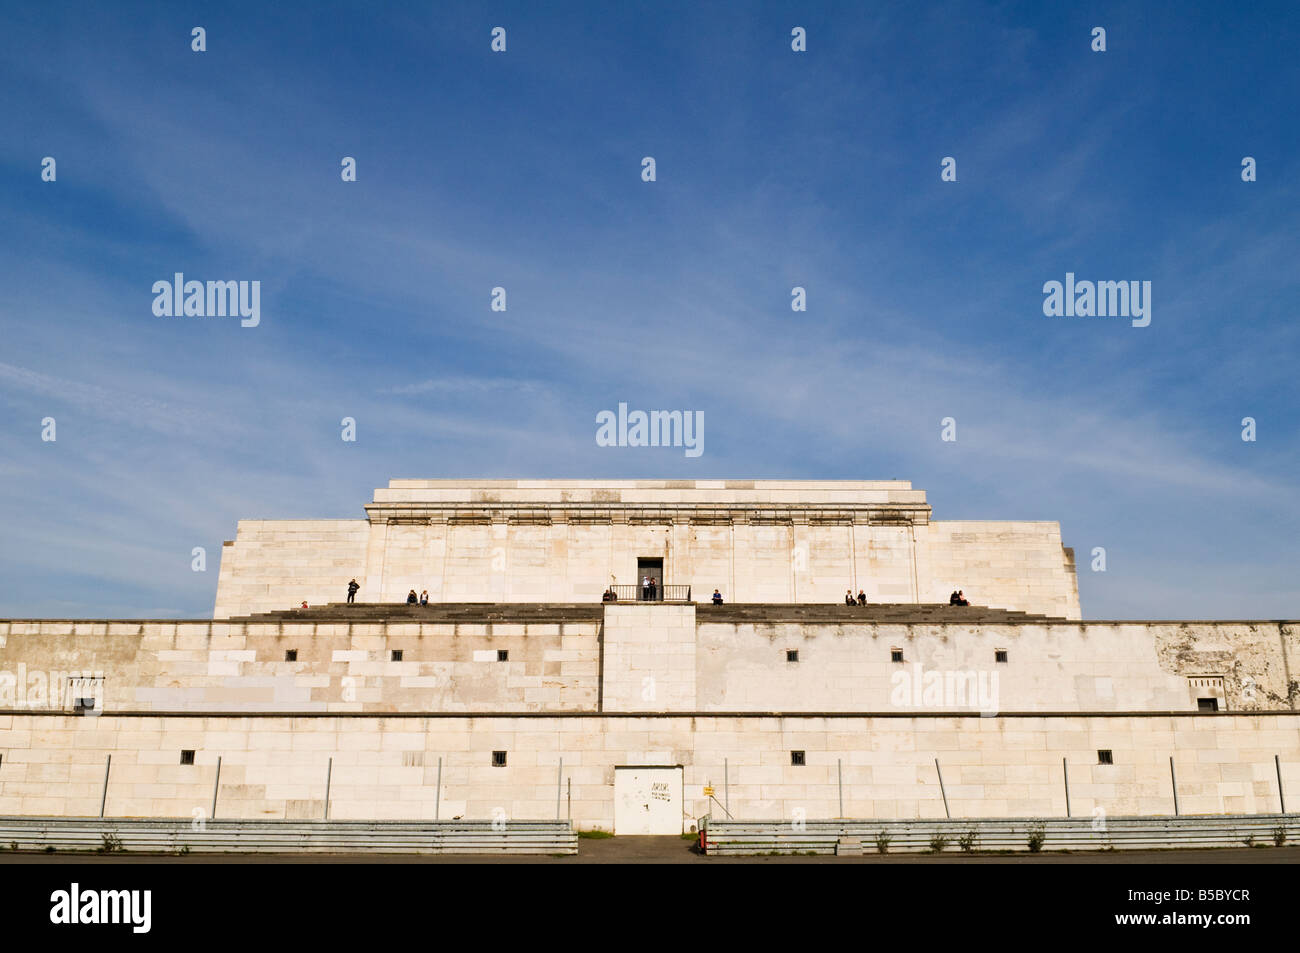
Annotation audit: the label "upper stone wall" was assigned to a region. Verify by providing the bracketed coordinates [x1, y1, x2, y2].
[213, 520, 369, 620]
[211, 479, 1081, 618]
[373, 479, 928, 507]
[919, 521, 1080, 620]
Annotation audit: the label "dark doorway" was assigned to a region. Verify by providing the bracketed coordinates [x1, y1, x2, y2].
[637, 558, 664, 601]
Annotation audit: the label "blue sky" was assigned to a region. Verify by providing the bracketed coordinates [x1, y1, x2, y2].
[0, 1, 1296, 619]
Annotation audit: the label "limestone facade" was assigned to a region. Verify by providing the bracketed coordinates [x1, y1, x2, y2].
[1, 605, 1296, 828]
[0, 613, 1293, 715]
[213, 480, 1080, 618]
[6, 475, 1293, 831]
[1, 712, 1295, 826]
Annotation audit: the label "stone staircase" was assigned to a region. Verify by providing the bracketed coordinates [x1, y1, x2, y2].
[698, 603, 1063, 624]
[227, 602, 1061, 625]
[227, 602, 606, 624]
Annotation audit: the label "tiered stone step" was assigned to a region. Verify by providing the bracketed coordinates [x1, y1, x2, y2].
[227, 603, 605, 624]
[697, 603, 1063, 624]
[227, 602, 1062, 624]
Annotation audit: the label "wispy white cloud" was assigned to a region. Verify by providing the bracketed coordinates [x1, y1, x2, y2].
[383, 377, 548, 396]
[0, 359, 240, 440]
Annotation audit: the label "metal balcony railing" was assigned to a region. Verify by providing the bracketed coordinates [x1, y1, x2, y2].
[605, 584, 691, 603]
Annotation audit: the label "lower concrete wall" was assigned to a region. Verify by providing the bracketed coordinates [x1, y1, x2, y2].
[1, 712, 1296, 830]
[0, 817, 578, 854]
[703, 815, 1300, 853]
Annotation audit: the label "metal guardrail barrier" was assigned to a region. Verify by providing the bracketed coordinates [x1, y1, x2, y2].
[0, 818, 577, 855]
[606, 584, 691, 603]
[700, 814, 1300, 854]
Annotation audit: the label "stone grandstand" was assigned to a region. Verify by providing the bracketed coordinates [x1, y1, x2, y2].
[0, 479, 1295, 838]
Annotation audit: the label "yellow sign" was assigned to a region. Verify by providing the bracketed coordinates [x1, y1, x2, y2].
[703, 785, 714, 797]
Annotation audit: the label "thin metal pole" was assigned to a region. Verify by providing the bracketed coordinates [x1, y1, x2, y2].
[837, 758, 843, 818]
[935, 758, 950, 819]
[567, 777, 572, 821]
[1277, 755, 1287, 814]
[1063, 757, 1070, 818]
[211, 756, 222, 821]
[724, 758, 729, 816]
[435, 756, 443, 820]
[99, 754, 111, 818]
[1169, 756, 1179, 816]
[324, 757, 333, 820]
[556, 758, 563, 820]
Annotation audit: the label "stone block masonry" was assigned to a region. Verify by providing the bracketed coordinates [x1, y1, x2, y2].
[4, 474, 1292, 830]
[0, 613, 1292, 715]
[1, 712, 1295, 831]
[601, 605, 698, 711]
[212, 480, 1081, 618]
[0, 619, 600, 713]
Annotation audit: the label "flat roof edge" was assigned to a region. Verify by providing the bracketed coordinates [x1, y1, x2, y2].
[1, 709, 1294, 719]
[0, 617, 1294, 625]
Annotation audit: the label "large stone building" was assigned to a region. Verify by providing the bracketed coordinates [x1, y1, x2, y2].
[214, 479, 1081, 618]
[0, 479, 1295, 833]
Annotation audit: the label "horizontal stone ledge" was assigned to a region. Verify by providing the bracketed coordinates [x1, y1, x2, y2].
[2, 709, 1295, 720]
[362, 504, 932, 520]
[4, 614, 1293, 625]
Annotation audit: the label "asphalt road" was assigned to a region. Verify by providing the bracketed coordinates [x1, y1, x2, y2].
[2, 839, 1299, 864]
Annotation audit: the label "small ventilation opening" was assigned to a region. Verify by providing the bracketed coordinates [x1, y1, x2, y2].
[1197, 697, 1219, 712]
[497, 649, 509, 662]
[284, 649, 297, 662]
[1097, 749, 1113, 765]
[492, 751, 507, 767]
[180, 750, 195, 765]
[890, 648, 904, 663]
[74, 697, 96, 714]
[995, 649, 1008, 663]
[790, 750, 806, 766]
[391, 649, 403, 662]
[786, 650, 799, 663]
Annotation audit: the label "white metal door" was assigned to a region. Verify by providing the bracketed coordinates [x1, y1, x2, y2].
[613, 766, 682, 835]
